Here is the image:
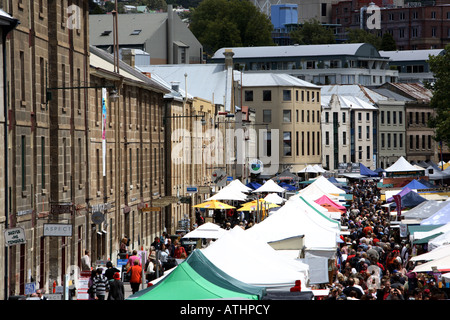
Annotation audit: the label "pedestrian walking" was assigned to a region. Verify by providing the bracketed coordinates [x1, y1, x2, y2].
[108, 272, 125, 300]
[92, 268, 110, 300]
[128, 259, 142, 295]
[81, 249, 91, 271]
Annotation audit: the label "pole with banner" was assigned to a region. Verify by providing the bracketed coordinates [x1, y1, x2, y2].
[102, 87, 107, 177]
[393, 194, 401, 220]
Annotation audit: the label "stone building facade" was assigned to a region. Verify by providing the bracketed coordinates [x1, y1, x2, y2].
[0, 1, 169, 299]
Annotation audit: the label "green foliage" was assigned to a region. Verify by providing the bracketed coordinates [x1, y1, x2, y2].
[289, 19, 336, 45]
[380, 33, 397, 51]
[346, 28, 381, 50]
[189, 0, 274, 57]
[426, 44, 450, 147]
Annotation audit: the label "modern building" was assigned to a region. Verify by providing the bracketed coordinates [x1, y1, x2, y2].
[379, 49, 445, 84]
[210, 43, 399, 86]
[89, 5, 203, 64]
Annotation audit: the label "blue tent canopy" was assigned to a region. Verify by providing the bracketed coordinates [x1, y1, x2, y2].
[359, 163, 378, 177]
[246, 182, 262, 190]
[403, 179, 429, 190]
[391, 191, 427, 209]
[279, 182, 296, 191]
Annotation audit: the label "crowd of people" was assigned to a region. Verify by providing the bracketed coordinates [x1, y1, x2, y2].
[322, 180, 448, 300]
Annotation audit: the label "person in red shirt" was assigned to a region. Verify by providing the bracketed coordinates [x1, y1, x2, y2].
[127, 259, 142, 294]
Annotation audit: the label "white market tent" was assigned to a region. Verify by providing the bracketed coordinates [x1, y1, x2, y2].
[225, 179, 252, 193]
[309, 176, 346, 195]
[182, 222, 227, 240]
[264, 193, 286, 205]
[252, 179, 286, 193]
[428, 230, 450, 251]
[403, 200, 449, 221]
[410, 244, 450, 262]
[244, 197, 339, 258]
[313, 165, 326, 173]
[292, 176, 345, 202]
[298, 165, 319, 173]
[420, 202, 450, 225]
[412, 254, 450, 273]
[206, 188, 248, 201]
[201, 226, 310, 291]
[384, 156, 426, 174]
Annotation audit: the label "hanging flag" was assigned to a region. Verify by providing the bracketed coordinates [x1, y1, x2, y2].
[393, 194, 401, 216]
[102, 88, 107, 177]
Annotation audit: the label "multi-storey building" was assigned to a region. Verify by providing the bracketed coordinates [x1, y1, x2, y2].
[210, 43, 399, 86]
[241, 72, 322, 174]
[0, 1, 170, 299]
[332, 0, 450, 50]
[380, 82, 438, 163]
[320, 90, 378, 170]
[0, 7, 19, 301]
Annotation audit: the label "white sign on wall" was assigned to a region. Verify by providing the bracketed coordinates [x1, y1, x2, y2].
[4, 227, 26, 246]
[43, 223, 73, 237]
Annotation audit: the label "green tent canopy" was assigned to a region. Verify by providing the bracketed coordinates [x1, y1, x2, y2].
[185, 249, 266, 299]
[126, 260, 259, 300]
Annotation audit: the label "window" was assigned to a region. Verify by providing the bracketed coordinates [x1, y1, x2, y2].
[428, 135, 432, 149]
[321, 3, 327, 16]
[358, 146, 362, 160]
[399, 111, 403, 124]
[410, 135, 413, 149]
[41, 137, 45, 190]
[325, 112, 329, 123]
[263, 109, 271, 123]
[387, 111, 390, 124]
[342, 112, 346, 123]
[325, 131, 330, 145]
[393, 133, 397, 148]
[101, 30, 112, 36]
[393, 111, 396, 124]
[283, 132, 292, 156]
[388, 133, 391, 148]
[366, 126, 370, 139]
[302, 131, 305, 156]
[343, 131, 347, 145]
[366, 113, 370, 122]
[283, 90, 291, 101]
[130, 29, 142, 35]
[367, 146, 370, 160]
[416, 135, 419, 149]
[244, 90, 253, 101]
[283, 110, 291, 122]
[358, 112, 362, 121]
[399, 134, 403, 148]
[263, 90, 271, 101]
[381, 133, 385, 148]
[21, 135, 26, 191]
[358, 126, 362, 139]
[296, 131, 299, 156]
[265, 131, 272, 157]
[422, 135, 425, 149]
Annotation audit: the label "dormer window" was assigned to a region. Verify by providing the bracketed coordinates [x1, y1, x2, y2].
[101, 30, 112, 36]
[131, 29, 142, 35]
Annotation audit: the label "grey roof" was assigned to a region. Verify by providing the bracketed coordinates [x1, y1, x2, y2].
[371, 88, 413, 102]
[89, 45, 169, 94]
[136, 64, 230, 106]
[379, 49, 445, 62]
[89, 13, 168, 47]
[241, 73, 318, 88]
[321, 84, 387, 104]
[212, 43, 380, 59]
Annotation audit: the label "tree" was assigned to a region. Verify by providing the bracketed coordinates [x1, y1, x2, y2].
[380, 33, 397, 51]
[426, 44, 450, 147]
[289, 19, 336, 45]
[346, 28, 381, 50]
[189, 0, 274, 57]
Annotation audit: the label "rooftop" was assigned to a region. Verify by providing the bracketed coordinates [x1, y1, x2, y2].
[379, 49, 445, 62]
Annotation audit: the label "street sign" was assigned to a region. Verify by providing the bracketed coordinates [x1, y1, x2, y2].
[91, 211, 105, 224]
[4, 227, 26, 246]
[50, 203, 73, 215]
[43, 223, 73, 237]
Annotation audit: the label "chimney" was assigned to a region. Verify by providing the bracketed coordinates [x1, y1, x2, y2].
[122, 48, 135, 68]
[223, 49, 234, 68]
